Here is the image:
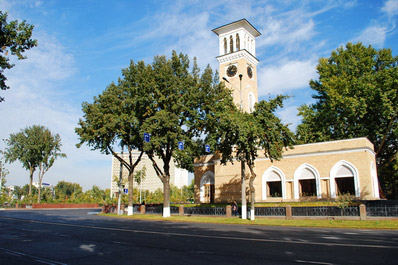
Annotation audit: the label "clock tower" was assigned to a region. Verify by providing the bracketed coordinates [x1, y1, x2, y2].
[212, 19, 261, 113]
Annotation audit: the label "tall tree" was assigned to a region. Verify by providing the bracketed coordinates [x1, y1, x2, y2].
[0, 11, 37, 102]
[76, 59, 153, 215]
[141, 51, 234, 217]
[4, 125, 65, 199]
[296, 42, 398, 198]
[77, 51, 234, 217]
[36, 129, 66, 203]
[210, 95, 294, 220]
[4, 125, 44, 195]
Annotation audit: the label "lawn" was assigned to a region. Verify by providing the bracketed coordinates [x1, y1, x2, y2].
[99, 213, 398, 230]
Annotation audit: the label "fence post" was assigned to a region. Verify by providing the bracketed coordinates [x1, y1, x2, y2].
[179, 205, 184, 216]
[286, 205, 292, 220]
[140, 205, 146, 214]
[359, 204, 366, 220]
[226, 205, 232, 217]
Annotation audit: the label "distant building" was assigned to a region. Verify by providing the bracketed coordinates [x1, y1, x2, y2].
[111, 151, 189, 197]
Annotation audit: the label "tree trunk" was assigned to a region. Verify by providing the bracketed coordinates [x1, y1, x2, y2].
[127, 171, 134, 216]
[37, 184, 41, 203]
[29, 167, 34, 196]
[163, 176, 171, 217]
[248, 164, 256, 220]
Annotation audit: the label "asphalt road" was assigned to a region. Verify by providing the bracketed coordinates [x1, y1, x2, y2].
[0, 209, 397, 265]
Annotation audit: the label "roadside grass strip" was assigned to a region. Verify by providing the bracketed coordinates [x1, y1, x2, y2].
[99, 214, 398, 230]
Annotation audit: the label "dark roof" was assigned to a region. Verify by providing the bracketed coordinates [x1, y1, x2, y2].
[212, 18, 261, 37]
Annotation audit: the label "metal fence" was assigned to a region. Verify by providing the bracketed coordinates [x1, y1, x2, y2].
[255, 207, 286, 216]
[133, 205, 140, 213]
[142, 205, 179, 214]
[292, 206, 359, 217]
[366, 206, 398, 217]
[131, 204, 398, 218]
[145, 205, 162, 214]
[184, 206, 226, 215]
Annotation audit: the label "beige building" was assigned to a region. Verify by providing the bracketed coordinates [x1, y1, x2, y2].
[194, 19, 380, 203]
[111, 151, 188, 197]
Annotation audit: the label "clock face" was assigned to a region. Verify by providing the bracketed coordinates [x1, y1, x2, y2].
[226, 65, 237, 77]
[247, 66, 253, 78]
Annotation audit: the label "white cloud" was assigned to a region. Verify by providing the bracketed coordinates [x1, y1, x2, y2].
[258, 59, 317, 96]
[354, 26, 387, 48]
[381, 0, 398, 18]
[258, 16, 316, 50]
[276, 105, 301, 131]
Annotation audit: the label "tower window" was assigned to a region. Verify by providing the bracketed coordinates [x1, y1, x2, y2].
[223, 38, 227, 54]
[236, 33, 240, 51]
[230, 35, 233, 53]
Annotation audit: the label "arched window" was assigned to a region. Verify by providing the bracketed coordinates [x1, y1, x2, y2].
[236, 33, 240, 51]
[262, 166, 286, 200]
[200, 171, 215, 203]
[294, 164, 321, 199]
[330, 161, 360, 198]
[223, 38, 227, 54]
[230, 35, 233, 53]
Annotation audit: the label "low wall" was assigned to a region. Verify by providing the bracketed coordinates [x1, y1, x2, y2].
[31, 203, 99, 209]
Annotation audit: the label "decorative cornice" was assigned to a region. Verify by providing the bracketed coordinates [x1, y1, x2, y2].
[194, 147, 375, 167]
[216, 49, 259, 66]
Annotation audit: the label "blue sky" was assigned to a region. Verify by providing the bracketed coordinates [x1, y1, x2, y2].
[0, 0, 397, 190]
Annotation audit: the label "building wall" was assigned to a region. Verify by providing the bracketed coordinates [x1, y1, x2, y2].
[111, 152, 188, 196]
[194, 138, 380, 203]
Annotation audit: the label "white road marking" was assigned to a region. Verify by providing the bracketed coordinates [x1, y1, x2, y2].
[0, 247, 67, 265]
[296, 260, 335, 265]
[1, 216, 397, 250]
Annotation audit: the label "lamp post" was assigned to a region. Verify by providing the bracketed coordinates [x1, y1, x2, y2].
[223, 74, 247, 220]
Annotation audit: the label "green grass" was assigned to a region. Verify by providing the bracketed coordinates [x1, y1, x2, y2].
[99, 213, 398, 230]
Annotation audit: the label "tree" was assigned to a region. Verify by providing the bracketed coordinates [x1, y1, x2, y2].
[0, 11, 37, 102]
[134, 166, 146, 203]
[141, 51, 234, 217]
[54, 181, 82, 200]
[4, 125, 65, 199]
[76, 59, 152, 215]
[36, 129, 66, 203]
[77, 51, 234, 217]
[296, 42, 398, 198]
[210, 96, 295, 220]
[4, 125, 44, 195]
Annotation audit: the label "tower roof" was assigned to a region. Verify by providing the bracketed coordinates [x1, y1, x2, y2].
[212, 19, 261, 37]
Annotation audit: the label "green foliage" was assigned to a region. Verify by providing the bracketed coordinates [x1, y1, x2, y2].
[77, 50, 235, 213]
[296, 42, 398, 198]
[0, 11, 37, 102]
[210, 95, 295, 165]
[207, 94, 295, 217]
[134, 166, 146, 185]
[54, 181, 83, 201]
[4, 125, 66, 197]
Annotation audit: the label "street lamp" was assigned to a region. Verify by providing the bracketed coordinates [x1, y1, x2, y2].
[223, 75, 247, 220]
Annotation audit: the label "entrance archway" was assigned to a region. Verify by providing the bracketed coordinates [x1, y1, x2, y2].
[200, 171, 215, 203]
